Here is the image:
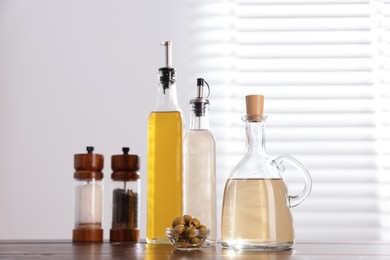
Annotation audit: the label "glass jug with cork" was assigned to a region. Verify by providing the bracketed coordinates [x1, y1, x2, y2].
[221, 95, 312, 251]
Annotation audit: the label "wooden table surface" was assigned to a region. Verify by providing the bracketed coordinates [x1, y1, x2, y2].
[1, 241, 390, 259]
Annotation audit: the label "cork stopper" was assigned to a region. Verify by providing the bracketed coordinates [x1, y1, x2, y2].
[245, 95, 265, 121]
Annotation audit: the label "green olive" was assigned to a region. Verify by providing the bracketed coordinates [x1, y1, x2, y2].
[172, 216, 185, 228]
[198, 229, 208, 238]
[183, 215, 192, 225]
[173, 224, 185, 236]
[189, 237, 201, 244]
[190, 218, 201, 228]
[170, 215, 209, 247]
[198, 225, 207, 231]
[176, 237, 188, 247]
[184, 226, 197, 239]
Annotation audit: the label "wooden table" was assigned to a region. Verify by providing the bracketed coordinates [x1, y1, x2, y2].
[1, 241, 390, 259]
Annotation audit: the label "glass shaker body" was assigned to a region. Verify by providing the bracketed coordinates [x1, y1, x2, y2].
[74, 179, 103, 230]
[110, 148, 140, 242]
[221, 95, 312, 251]
[73, 147, 104, 242]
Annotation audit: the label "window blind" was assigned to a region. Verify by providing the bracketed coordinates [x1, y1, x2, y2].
[186, 0, 390, 241]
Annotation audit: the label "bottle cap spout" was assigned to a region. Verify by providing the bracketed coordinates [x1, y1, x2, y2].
[190, 78, 210, 116]
[161, 41, 172, 68]
[245, 95, 265, 121]
[197, 78, 205, 91]
[159, 41, 176, 92]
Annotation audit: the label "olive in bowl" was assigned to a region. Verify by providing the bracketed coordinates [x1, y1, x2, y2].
[166, 215, 210, 250]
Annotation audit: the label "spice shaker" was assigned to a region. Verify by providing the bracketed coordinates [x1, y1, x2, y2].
[110, 147, 140, 242]
[73, 146, 104, 242]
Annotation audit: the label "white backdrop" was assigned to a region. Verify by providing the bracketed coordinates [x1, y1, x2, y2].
[0, 0, 193, 239]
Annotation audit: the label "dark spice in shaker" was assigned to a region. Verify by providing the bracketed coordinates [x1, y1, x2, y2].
[112, 188, 138, 229]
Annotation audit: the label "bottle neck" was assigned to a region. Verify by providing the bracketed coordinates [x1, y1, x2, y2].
[189, 107, 210, 130]
[155, 83, 180, 112]
[245, 119, 267, 156]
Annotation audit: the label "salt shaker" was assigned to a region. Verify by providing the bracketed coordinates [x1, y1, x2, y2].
[73, 146, 104, 242]
[110, 147, 140, 242]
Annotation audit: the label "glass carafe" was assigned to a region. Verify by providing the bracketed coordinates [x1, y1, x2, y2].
[221, 95, 312, 251]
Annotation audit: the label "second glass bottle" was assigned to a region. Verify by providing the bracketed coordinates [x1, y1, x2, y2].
[183, 78, 216, 246]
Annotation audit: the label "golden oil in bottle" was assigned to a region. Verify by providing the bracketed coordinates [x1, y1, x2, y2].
[147, 111, 183, 244]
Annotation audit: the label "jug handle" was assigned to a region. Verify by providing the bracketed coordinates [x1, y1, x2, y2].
[272, 155, 312, 208]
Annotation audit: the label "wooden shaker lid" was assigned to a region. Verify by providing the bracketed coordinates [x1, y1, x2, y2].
[111, 147, 140, 181]
[74, 146, 104, 180]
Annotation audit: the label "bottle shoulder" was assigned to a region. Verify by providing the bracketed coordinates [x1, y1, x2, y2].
[154, 85, 182, 112]
[149, 111, 182, 120]
[229, 155, 281, 180]
[184, 129, 216, 141]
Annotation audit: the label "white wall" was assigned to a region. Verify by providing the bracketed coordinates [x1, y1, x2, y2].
[0, 0, 193, 239]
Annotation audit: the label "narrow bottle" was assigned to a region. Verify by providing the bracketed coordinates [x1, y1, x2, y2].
[221, 95, 312, 251]
[183, 78, 216, 246]
[147, 41, 183, 244]
[110, 147, 140, 242]
[73, 146, 104, 242]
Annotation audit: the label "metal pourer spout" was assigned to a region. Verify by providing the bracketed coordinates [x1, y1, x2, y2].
[159, 41, 176, 93]
[161, 41, 172, 68]
[190, 78, 210, 117]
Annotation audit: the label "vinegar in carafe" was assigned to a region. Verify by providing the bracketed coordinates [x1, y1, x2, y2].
[221, 178, 294, 249]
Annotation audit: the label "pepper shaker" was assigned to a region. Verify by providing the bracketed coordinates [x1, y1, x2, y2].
[73, 146, 104, 242]
[110, 147, 140, 242]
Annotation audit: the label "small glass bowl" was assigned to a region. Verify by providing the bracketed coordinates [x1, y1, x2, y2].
[166, 227, 210, 251]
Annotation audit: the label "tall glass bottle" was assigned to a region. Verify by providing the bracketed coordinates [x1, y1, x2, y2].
[183, 78, 216, 246]
[221, 95, 312, 251]
[147, 41, 183, 244]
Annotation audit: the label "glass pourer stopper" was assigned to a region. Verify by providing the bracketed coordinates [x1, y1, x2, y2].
[190, 78, 210, 117]
[159, 41, 175, 93]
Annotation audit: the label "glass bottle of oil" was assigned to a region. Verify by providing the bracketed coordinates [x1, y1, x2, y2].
[221, 95, 312, 251]
[147, 41, 183, 244]
[183, 78, 216, 246]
